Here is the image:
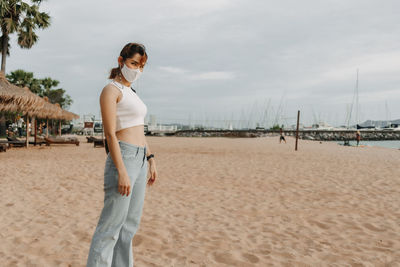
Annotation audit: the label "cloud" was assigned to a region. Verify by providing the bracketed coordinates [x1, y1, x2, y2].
[159, 66, 234, 80]
[169, 0, 233, 16]
[158, 66, 188, 74]
[188, 71, 234, 80]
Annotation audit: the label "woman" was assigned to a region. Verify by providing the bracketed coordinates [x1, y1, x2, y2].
[86, 42, 157, 267]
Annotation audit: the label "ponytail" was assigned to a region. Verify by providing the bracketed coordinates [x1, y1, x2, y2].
[109, 67, 121, 79]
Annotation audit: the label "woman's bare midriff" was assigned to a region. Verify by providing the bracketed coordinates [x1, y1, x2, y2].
[115, 125, 146, 148]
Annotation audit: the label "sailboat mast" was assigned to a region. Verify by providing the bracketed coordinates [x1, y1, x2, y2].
[355, 68, 359, 126]
[385, 100, 390, 127]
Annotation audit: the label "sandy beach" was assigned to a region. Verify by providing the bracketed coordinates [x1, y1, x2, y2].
[0, 135, 399, 266]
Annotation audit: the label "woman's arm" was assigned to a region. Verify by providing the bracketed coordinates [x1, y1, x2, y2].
[100, 85, 129, 178]
[144, 136, 155, 163]
[144, 135, 157, 185]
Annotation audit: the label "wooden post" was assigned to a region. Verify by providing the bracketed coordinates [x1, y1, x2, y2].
[59, 120, 61, 136]
[295, 110, 300, 151]
[26, 114, 29, 148]
[34, 116, 37, 146]
[46, 118, 49, 137]
[0, 113, 6, 136]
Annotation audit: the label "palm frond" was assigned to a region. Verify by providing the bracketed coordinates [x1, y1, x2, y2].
[17, 29, 38, 48]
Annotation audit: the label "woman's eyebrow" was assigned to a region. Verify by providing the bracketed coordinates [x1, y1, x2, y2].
[131, 60, 140, 64]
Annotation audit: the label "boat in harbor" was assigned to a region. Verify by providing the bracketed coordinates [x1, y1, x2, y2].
[381, 123, 400, 131]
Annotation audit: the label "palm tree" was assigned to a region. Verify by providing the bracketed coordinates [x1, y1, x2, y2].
[40, 77, 59, 96]
[6, 69, 42, 94]
[40, 77, 73, 109]
[6, 69, 74, 109]
[0, 0, 50, 74]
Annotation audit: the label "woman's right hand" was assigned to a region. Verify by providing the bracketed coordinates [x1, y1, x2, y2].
[118, 172, 131, 196]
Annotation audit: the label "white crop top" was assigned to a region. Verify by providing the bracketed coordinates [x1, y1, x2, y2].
[109, 80, 147, 132]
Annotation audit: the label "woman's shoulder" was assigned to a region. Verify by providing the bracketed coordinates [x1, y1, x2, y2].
[100, 81, 123, 99]
[106, 80, 124, 92]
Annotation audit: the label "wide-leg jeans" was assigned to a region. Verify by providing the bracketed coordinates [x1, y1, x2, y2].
[86, 140, 148, 267]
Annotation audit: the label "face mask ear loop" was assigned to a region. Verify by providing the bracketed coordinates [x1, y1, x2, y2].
[118, 63, 123, 82]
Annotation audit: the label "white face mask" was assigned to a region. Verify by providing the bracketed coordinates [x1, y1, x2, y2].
[120, 63, 142, 83]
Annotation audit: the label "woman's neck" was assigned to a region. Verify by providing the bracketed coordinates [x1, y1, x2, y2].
[115, 74, 131, 87]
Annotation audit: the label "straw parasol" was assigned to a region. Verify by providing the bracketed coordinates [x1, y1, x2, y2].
[0, 73, 44, 114]
[0, 72, 79, 120]
[61, 109, 80, 121]
[1, 72, 80, 145]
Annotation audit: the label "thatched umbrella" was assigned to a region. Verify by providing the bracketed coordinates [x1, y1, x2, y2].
[0, 73, 42, 146]
[0, 72, 80, 145]
[41, 99, 79, 136]
[0, 73, 44, 113]
[61, 109, 80, 121]
[0, 72, 79, 120]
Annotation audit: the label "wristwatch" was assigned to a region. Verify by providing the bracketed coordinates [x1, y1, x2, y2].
[146, 154, 154, 161]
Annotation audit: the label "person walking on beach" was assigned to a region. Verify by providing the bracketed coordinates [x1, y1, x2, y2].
[279, 127, 286, 143]
[356, 130, 361, 146]
[86, 42, 158, 267]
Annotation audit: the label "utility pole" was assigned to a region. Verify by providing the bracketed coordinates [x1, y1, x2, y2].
[355, 68, 359, 126]
[295, 110, 300, 151]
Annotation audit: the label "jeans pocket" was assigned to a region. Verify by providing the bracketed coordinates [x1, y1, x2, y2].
[104, 161, 118, 191]
[121, 150, 140, 162]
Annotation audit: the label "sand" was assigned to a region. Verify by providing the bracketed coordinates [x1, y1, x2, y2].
[0, 135, 399, 266]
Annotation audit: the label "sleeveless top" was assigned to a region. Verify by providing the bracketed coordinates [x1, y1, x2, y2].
[109, 80, 147, 132]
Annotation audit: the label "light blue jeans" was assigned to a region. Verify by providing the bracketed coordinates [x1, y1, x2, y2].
[86, 140, 148, 267]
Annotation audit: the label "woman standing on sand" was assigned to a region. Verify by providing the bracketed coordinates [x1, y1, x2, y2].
[86, 42, 158, 267]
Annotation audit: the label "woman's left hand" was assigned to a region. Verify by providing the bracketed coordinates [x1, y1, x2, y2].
[147, 159, 157, 186]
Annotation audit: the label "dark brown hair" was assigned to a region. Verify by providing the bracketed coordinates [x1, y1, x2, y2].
[109, 42, 148, 79]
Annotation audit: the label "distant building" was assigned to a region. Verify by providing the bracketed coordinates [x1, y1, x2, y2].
[149, 114, 156, 126]
[148, 123, 178, 133]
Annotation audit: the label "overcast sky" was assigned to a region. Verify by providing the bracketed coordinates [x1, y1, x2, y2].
[6, 0, 400, 128]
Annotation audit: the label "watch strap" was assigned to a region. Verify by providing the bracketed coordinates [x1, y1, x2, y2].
[146, 154, 154, 161]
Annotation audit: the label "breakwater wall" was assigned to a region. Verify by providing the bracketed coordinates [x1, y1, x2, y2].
[170, 130, 400, 141]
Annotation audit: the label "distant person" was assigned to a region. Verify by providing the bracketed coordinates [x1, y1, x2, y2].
[7, 125, 15, 137]
[279, 127, 286, 143]
[356, 130, 361, 146]
[39, 122, 43, 135]
[17, 117, 23, 136]
[42, 123, 47, 136]
[11, 122, 17, 136]
[86, 42, 158, 267]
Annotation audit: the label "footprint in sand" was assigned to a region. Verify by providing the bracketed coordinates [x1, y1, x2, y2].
[212, 251, 242, 265]
[132, 234, 143, 246]
[309, 220, 330, 230]
[165, 251, 178, 259]
[363, 223, 385, 232]
[241, 252, 260, 263]
[73, 230, 91, 242]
